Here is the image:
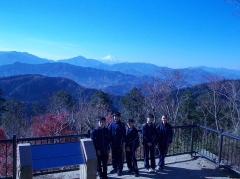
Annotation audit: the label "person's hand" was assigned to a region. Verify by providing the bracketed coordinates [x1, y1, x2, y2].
[97, 150, 101, 156]
[126, 147, 130, 152]
[147, 142, 152, 147]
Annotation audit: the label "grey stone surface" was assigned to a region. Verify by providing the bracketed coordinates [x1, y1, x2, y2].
[34, 154, 240, 179]
[80, 139, 97, 179]
[80, 164, 87, 179]
[17, 143, 33, 179]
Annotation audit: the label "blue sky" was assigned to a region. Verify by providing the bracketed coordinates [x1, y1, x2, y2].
[0, 0, 240, 69]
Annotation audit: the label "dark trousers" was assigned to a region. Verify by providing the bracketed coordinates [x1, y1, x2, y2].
[97, 153, 108, 177]
[126, 149, 138, 173]
[158, 145, 168, 167]
[143, 144, 155, 168]
[111, 146, 123, 171]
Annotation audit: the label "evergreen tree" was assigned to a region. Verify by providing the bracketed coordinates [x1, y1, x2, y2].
[0, 89, 6, 119]
[89, 89, 112, 117]
[178, 90, 198, 125]
[90, 90, 111, 107]
[120, 87, 145, 127]
[48, 90, 74, 114]
[1, 98, 27, 138]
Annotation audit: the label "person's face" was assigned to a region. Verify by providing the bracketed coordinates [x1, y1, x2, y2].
[161, 116, 167, 125]
[127, 122, 133, 128]
[98, 120, 105, 128]
[113, 115, 120, 122]
[147, 117, 152, 123]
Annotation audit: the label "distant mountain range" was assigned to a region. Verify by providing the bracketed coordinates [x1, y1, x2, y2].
[0, 62, 143, 95]
[1, 51, 240, 95]
[0, 51, 53, 64]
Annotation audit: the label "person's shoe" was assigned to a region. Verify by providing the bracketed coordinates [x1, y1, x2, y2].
[134, 172, 139, 177]
[148, 168, 155, 172]
[117, 170, 122, 176]
[102, 173, 108, 179]
[98, 172, 103, 177]
[109, 169, 117, 174]
[127, 168, 133, 173]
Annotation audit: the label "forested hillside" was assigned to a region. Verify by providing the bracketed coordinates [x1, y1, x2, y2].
[0, 71, 239, 140]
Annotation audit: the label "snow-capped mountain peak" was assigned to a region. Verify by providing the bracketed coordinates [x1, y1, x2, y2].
[100, 55, 119, 64]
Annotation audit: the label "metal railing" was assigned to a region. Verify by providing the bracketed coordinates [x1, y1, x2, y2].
[0, 124, 239, 179]
[192, 125, 240, 175]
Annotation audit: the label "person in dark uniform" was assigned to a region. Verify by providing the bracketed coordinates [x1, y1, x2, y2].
[125, 118, 139, 177]
[142, 113, 156, 172]
[156, 115, 173, 170]
[108, 111, 126, 176]
[91, 117, 111, 179]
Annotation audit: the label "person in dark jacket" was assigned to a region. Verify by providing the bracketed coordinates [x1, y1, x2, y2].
[125, 118, 139, 177]
[156, 115, 173, 170]
[108, 112, 126, 176]
[91, 117, 111, 179]
[142, 113, 156, 172]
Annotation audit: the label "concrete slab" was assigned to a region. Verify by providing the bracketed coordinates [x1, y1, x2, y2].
[33, 154, 240, 179]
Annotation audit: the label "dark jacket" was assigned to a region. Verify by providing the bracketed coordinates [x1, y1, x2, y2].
[156, 122, 173, 146]
[125, 126, 139, 151]
[91, 127, 111, 154]
[142, 123, 156, 145]
[108, 120, 126, 147]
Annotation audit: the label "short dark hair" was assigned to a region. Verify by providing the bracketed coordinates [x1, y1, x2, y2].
[97, 117, 106, 121]
[112, 111, 121, 117]
[162, 114, 168, 118]
[146, 113, 154, 118]
[127, 118, 134, 123]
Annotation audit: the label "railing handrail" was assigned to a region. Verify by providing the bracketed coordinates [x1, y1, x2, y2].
[16, 134, 88, 142]
[0, 139, 13, 143]
[222, 132, 240, 140]
[197, 124, 220, 133]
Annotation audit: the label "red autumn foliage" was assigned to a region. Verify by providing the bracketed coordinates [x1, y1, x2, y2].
[0, 127, 12, 177]
[0, 144, 12, 177]
[0, 127, 4, 140]
[31, 113, 73, 137]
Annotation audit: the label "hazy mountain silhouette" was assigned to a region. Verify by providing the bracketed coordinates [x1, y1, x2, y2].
[1, 51, 240, 95]
[0, 62, 142, 95]
[0, 51, 53, 65]
[1, 51, 240, 79]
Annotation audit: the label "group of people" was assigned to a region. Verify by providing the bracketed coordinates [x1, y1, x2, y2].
[90, 112, 173, 179]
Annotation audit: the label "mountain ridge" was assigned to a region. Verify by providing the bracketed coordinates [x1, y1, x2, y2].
[0, 62, 142, 95]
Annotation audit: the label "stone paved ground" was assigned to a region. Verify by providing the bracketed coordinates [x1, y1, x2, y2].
[34, 154, 240, 179]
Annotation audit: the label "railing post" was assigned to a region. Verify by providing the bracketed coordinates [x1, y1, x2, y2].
[12, 134, 17, 179]
[88, 129, 91, 138]
[218, 129, 224, 166]
[190, 122, 195, 157]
